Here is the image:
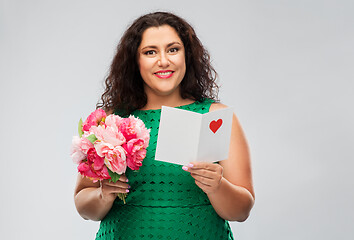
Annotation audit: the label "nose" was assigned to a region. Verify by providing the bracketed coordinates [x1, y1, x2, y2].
[157, 52, 170, 67]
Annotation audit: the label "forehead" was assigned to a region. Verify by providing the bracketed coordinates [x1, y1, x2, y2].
[139, 25, 183, 47]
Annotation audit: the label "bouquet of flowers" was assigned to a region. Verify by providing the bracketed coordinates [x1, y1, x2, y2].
[71, 109, 150, 203]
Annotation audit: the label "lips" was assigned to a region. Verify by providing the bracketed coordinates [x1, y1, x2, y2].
[154, 70, 174, 79]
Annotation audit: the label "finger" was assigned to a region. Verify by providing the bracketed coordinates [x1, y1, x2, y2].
[189, 169, 215, 179]
[102, 175, 129, 183]
[190, 173, 214, 186]
[102, 179, 130, 189]
[194, 179, 213, 193]
[102, 184, 130, 194]
[119, 174, 129, 183]
[185, 162, 220, 172]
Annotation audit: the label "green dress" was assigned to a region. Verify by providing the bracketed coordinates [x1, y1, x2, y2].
[96, 99, 234, 240]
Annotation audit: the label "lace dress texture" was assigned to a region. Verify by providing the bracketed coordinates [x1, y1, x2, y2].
[95, 99, 234, 240]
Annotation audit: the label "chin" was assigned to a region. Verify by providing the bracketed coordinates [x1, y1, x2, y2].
[153, 85, 180, 96]
[155, 90, 177, 97]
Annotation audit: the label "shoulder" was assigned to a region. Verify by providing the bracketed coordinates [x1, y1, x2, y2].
[209, 102, 229, 112]
[106, 110, 114, 115]
[209, 102, 242, 131]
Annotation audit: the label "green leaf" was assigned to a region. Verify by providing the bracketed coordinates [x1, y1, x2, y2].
[78, 118, 84, 137]
[86, 134, 97, 144]
[107, 167, 121, 183]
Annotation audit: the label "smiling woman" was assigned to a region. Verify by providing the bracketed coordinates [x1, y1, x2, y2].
[96, 11, 220, 115]
[137, 25, 187, 104]
[74, 11, 254, 240]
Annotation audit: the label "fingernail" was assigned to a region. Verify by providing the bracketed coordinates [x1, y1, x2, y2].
[126, 189, 129, 193]
[182, 166, 188, 171]
[128, 185, 131, 189]
[126, 179, 129, 182]
[188, 163, 194, 168]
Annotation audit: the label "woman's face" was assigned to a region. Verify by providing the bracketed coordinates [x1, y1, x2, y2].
[137, 25, 186, 98]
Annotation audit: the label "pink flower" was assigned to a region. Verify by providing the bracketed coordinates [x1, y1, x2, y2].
[105, 114, 122, 129]
[77, 162, 110, 182]
[77, 148, 110, 182]
[119, 118, 137, 141]
[91, 117, 126, 146]
[78, 162, 98, 179]
[124, 138, 147, 170]
[95, 142, 127, 175]
[71, 136, 86, 164]
[73, 111, 150, 187]
[87, 148, 105, 171]
[81, 135, 94, 154]
[119, 116, 150, 148]
[82, 109, 107, 132]
[70, 134, 95, 164]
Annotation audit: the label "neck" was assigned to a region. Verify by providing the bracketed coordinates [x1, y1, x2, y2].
[141, 88, 194, 110]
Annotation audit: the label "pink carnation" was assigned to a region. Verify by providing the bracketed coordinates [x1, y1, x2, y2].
[82, 109, 107, 132]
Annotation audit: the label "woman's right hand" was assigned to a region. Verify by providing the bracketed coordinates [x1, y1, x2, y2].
[99, 175, 130, 202]
[74, 173, 130, 221]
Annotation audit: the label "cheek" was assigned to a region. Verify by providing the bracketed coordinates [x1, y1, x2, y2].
[179, 59, 186, 77]
[138, 58, 145, 70]
[174, 54, 186, 73]
[138, 58, 152, 76]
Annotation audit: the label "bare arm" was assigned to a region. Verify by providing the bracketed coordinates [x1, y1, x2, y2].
[74, 174, 130, 221]
[73, 109, 131, 221]
[183, 103, 255, 222]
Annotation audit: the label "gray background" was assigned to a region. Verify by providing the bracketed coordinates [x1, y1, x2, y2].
[1, 0, 353, 239]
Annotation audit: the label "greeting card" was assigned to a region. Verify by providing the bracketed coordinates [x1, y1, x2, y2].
[155, 106, 233, 165]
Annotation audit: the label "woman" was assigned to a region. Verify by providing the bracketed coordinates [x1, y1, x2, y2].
[74, 12, 255, 239]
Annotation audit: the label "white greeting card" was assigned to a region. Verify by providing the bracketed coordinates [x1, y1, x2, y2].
[155, 106, 233, 165]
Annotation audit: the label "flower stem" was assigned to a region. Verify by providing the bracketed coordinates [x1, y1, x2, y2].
[117, 193, 127, 204]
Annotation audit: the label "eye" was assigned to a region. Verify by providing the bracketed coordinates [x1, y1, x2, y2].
[168, 47, 179, 53]
[144, 50, 156, 56]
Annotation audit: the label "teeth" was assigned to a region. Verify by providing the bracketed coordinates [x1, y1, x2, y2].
[156, 71, 173, 75]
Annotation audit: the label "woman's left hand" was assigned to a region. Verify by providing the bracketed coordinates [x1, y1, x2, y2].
[182, 162, 224, 194]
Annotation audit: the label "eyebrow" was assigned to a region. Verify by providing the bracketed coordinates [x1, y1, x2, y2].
[140, 42, 182, 51]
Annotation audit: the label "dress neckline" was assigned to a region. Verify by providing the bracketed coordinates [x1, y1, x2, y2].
[134, 100, 197, 113]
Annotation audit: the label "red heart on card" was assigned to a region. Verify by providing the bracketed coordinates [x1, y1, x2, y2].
[209, 119, 223, 133]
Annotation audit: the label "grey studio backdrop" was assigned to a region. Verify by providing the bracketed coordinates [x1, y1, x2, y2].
[1, 0, 353, 239]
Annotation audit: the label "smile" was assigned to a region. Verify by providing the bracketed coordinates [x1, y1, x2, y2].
[154, 71, 174, 79]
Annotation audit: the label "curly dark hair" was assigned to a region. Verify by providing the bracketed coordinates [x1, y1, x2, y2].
[97, 11, 219, 115]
